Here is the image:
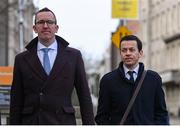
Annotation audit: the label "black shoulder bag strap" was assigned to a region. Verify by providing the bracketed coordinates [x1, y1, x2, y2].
[120, 70, 147, 125]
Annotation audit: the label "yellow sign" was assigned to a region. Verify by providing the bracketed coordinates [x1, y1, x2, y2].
[0, 66, 13, 85]
[111, 26, 132, 48]
[112, 0, 139, 19]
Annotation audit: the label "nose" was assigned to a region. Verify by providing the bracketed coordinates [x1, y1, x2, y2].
[126, 49, 131, 55]
[43, 22, 48, 27]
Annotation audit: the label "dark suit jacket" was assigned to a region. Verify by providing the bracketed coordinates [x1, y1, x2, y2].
[10, 35, 95, 125]
[95, 62, 169, 125]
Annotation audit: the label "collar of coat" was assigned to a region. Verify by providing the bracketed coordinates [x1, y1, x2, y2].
[118, 62, 145, 83]
[25, 35, 69, 51]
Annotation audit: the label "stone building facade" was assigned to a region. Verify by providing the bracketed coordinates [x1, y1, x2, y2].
[0, 0, 36, 66]
[140, 0, 180, 124]
[8, 0, 36, 66]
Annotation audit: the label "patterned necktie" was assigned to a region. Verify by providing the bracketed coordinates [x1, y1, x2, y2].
[41, 48, 51, 75]
[128, 71, 134, 83]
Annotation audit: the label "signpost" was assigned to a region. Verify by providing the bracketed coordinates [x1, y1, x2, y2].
[111, 0, 139, 48]
[111, 25, 132, 48]
[112, 0, 139, 19]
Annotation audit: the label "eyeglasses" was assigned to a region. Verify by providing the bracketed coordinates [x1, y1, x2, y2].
[36, 20, 56, 25]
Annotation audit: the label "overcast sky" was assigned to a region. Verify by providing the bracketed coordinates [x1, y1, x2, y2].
[33, 0, 119, 60]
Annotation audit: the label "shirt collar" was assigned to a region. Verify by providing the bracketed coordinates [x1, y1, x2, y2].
[123, 64, 139, 75]
[37, 40, 57, 51]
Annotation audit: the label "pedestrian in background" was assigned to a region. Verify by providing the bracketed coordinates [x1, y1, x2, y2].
[10, 7, 94, 125]
[95, 35, 169, 125]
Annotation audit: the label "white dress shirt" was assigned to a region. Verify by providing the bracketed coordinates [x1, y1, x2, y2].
[123, 64, 139, 81]
[37, 40, 58, 70]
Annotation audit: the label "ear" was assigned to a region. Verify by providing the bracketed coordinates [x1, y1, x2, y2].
[139, 50, 143, 58]
[55, 25, 59, 33]
[33, 25, 38, 33]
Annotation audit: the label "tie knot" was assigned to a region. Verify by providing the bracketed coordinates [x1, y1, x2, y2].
[128, 71, 135, 83]
[41, 48, 50, 53]
[128, 71, 134, 76]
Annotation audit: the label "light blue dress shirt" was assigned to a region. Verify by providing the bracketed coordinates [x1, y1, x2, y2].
[37, 40, 58, 70]
[123, 64, 139, 81]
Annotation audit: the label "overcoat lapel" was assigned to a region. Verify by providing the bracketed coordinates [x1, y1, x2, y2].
[24, 48, 47, 81]
[49, 47, 67, 80]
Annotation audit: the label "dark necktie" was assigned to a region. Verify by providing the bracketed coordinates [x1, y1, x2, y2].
[41, 48, 51, 75]
[128, 71, 134, 83]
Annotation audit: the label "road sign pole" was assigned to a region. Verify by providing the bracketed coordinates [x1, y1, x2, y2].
[19, 0, 24, 52]
[120, 20, 124, 27]
[119, 19, 124, 40]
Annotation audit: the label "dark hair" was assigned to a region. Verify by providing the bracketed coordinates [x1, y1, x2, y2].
[120, 35, 142, 52]
[34, 7, 57, 25]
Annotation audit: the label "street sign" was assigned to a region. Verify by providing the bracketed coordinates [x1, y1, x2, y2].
[112, 0, 139, 19]
[0, 67, 13, 85]
[111, 25, 132, 48]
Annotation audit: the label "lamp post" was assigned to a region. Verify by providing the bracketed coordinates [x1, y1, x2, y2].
[18, 0, 24, 52]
